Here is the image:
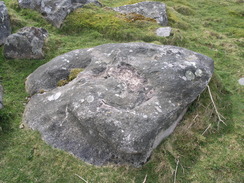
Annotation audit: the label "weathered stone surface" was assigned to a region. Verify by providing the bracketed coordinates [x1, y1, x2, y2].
[3, 27, 48, 59]
[113, 1, 168, 26]
[25, 48, 92, 95]
[18, 0, 102, 28]
[24, 43, 214, 166]
[0, 1, 11, 46]
[0, 84, 3, 109]
[156, 27, 171, 37]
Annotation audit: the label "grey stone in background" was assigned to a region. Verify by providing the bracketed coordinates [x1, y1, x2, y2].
[113, 1, 168, 26]
[156, 27, 172, 37]
[0, 85, 3, 109]
[238, 78, 244, 85]
[0, 1, 11, 46]
[24, 42, 214, 167]
[3, 27, 48, 59]
[18, 0, 102, 28]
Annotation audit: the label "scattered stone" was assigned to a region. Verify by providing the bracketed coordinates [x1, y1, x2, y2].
[113, 1, 168, 26]
[0, 84, 3, 109]
[3, 27, 48, 59]
[238, 78, 244, 85]
[24, 43, 214, 167]
[18, 0, 102, 28]
[0, 1, 11, 46]
[19, 123, 25, 129]
[156, 27, 172, 37]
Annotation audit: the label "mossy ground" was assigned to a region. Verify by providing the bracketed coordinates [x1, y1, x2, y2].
[0, 0, 243, 182]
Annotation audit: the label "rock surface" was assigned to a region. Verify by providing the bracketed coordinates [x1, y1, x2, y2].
[0, 1, 11, 46]
[238, 78, 244, 86]
[0, 84, 3, 109]
[3, 27, 48, 59]
[156, 27, 172, 37]
[113, 1, 168, 26]
[18, 0, 102, 28]
[24, 43, 214, 166]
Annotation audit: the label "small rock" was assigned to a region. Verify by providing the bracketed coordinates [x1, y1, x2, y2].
[19, 123, 25, 129]
[113, 1, 168, 26]
[0, 1, 11, 46]
[156, 27, 171, 37]
[3, 27, 48, 59]
[238, 78, 244, 85]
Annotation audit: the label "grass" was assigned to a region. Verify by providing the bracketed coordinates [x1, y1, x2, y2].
[0, 0, 243, 182]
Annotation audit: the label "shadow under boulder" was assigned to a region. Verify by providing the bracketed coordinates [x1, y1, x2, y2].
[24, 42, 214, 167]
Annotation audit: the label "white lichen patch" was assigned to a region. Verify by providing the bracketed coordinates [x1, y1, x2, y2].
[195, 69, 203, 77]
[185, 70, 195, 81]
[73, 102, 80, 109]
[80, 99, 85, 103]
[155, 106, 162, 113]
[184, 61, 197, 67]
[63, 58, 70, 63]
[86, 95, 94, 103]
[143, 115, 148, 119]
[179, 76, 187, 81]
[47, 92, 61, 101]
[187, 54, 198, 61]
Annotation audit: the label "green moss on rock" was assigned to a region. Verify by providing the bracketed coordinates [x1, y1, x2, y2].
[57, 68, 84, 87]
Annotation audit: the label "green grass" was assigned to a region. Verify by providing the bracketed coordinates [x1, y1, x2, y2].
[0, 0, 243, 182]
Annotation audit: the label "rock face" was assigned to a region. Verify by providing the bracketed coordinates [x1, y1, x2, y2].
[24, 43, 214, 166]
[0, 85, 3, 109]
[113, 1, 168, 26]
[18, 0, 102, 28]
[0, 1, 11, 46]
[3, 27, 48, 59]
[156, 27, 172, 37]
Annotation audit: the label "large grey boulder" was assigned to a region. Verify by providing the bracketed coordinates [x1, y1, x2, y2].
[3, 27, 48, 59]
[0, 1, 11, 46]
[0, 85, 3, 109]
[24, 43, 214, 166]
[18, 0, 102, 28]
[113, 1, 168, 26]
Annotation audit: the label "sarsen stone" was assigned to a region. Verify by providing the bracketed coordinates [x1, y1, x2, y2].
[24, 43, 214, 166]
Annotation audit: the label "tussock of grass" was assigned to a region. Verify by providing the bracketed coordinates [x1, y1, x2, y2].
[167, 7, 191, 30]
[174, 5, 195, 16]
[61, 5, 161, 42]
